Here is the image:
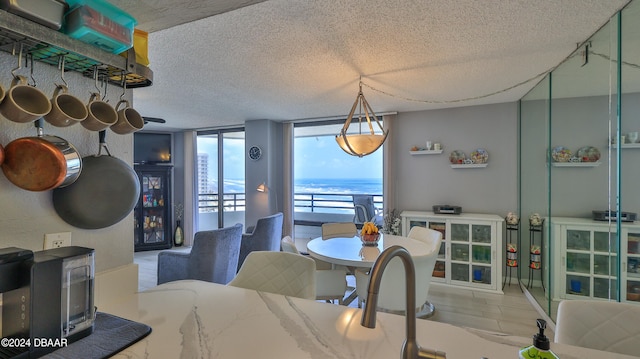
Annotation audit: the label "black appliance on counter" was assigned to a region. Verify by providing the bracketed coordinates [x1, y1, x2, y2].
[0, 246, 95, 358]
[592, 210, 638, 222]
[432, 205, 462, 215]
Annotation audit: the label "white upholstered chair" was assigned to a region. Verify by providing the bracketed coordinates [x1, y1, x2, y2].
[321, 222, 358, 240]
[228, 251, 316, 300]
[355, 226, 442, 317]
[281, 236, 348, 304]
[320, 222, 358, 278]
[554, 299, 640, 356]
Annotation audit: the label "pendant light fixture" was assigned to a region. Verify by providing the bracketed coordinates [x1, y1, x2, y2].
[335, 79, 389, 157]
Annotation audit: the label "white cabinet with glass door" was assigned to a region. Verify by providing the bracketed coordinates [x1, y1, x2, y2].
[401, 211, 504, 293]
[623, 228, 640, 303]
[551, 217, 640, 304]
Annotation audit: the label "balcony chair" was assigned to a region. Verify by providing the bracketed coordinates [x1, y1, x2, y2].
[157, 223, 243, 285]
[281, 236, 347, 304]
[237, 212, 283, 272]
[554, 299, 640, 356]
[355, 226, 442, 317]
[352, 194, 383, 227]
[228, 251, 316, 300]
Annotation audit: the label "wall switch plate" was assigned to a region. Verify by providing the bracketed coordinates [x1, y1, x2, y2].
[44, 232, 72, 249]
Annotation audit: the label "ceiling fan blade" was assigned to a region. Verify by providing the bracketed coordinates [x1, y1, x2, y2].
[143, 117, 166, 124]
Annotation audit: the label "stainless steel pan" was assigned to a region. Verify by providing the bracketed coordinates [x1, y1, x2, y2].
[52, 130, 140, 229]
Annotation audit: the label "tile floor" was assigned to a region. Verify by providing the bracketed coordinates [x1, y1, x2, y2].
[134, 249, 551, 338]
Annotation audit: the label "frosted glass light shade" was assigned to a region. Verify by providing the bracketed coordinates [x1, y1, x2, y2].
[335, 81, 389, 157]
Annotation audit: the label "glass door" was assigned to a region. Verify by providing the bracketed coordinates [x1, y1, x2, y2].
[196, 129, 245, 231]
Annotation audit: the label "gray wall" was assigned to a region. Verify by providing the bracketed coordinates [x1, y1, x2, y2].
[0, 52, 134, 272]
[393, 102, 519, 215]
[245, 119, 284, 228]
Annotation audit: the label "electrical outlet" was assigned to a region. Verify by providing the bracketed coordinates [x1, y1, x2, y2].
[44, 232, 72, 249]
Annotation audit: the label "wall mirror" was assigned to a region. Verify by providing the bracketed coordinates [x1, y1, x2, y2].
[519, 0, 640, 320]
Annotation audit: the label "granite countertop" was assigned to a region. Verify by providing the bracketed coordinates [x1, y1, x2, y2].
[99, 280, 637, 359]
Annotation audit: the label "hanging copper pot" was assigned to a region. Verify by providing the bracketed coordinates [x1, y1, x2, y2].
[1, 119, 82, 191]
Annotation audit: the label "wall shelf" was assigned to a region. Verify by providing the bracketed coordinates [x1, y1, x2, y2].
[450, 163, 488, 168]
[551, 161, 601, 167]
[0, 10, 152, 88]
[611, 143, 640, 149]
[410, 149, 444, 155]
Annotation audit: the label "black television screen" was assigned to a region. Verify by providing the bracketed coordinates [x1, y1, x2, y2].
[134, 133, 172, 164]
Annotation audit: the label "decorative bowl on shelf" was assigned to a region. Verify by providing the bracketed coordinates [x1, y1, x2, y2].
[551, 146, 572, 162]
[576, 146, 600, 162]
[449, 150, 466, 164]
[470, 148, 489, 164]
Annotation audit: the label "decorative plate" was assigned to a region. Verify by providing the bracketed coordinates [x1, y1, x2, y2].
[551, 146, 572, 162]
[576, 146, 600, 162]
[470, 148, 489, 164]
[449, 150, 466, 164]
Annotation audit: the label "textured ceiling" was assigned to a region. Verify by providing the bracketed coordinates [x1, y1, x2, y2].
[113, 0, 631, 131]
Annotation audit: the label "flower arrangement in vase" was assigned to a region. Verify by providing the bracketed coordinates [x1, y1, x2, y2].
[361, 221, 380, 246]
[382, 209, 402, 235]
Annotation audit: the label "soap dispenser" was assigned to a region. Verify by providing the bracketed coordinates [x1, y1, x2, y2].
[519, 319, 559, 359]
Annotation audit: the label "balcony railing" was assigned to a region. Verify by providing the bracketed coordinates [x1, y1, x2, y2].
[198, 193, 246, 212]
[198, 192, 382, 214]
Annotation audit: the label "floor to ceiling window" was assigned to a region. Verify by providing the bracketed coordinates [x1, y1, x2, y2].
[196, 128, 245, 231]
[293, 120, 383, 236]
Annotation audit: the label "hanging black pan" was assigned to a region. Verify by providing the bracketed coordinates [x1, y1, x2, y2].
[52, 130, 140, 229]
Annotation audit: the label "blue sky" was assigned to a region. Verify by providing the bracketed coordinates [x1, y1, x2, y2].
[294, 135, 382, 179]
[197, 134, 383, 181]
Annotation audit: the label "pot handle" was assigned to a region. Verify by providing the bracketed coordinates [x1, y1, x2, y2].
[34, 118, 44, 137]
[97, 130, 112, 156]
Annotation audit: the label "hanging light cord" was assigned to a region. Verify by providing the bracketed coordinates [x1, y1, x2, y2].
[360, 68, 551, 105]
[360, 48, 640, 105]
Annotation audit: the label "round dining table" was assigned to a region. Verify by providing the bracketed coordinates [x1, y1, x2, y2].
[306, 233, 430, 268]
[306, 233, 434, 309]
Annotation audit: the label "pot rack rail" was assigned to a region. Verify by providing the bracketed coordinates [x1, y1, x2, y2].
[0, 10, 152, 88]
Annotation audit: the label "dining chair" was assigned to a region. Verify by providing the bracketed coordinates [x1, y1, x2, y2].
[320, 222, 358, 275]
[237, 212, 283, 272]
[554, 299, 640, 356]
[157, 223, 243, 285]
[355, 227, 442, 317]
[321, 222, 357, 240]
[281, 236, 347, 304]
[228, 251, 316, 300]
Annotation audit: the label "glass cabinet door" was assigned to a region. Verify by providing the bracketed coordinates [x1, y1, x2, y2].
[135, 165, 172, 251]
[428, 222, 446, 280]
[564, 227, 617, 299]
[142, 175, 166, 244]
[626, 231, 640, 303]
[449, 222, 493, 286]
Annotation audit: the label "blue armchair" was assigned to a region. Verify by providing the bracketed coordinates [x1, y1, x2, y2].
[237, 212, 283, 272]
[157, 223, 243, 285]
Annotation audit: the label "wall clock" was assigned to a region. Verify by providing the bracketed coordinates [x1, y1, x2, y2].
[248, 146, 262, 161]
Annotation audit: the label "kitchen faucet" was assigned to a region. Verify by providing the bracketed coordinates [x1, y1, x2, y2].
[361, 245, 446, 359]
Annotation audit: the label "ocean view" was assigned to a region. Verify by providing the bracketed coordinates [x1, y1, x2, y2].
[294, 178, 382, 214]
[204, 178, 382, 214]
[294, 178, 382, 195]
